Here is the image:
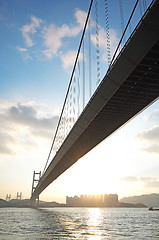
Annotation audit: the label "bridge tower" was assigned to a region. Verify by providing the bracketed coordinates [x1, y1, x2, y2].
[31, 171, 41, 206]
[6, 194, 11, 201]
[17, 192, 22, 200]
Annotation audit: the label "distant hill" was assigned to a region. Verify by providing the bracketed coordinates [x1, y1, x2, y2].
[9, 199, 30, 207]
[0, 198, 66, 208]
[120, 193, 159, 207]
[38, 200, 66, 207]
[0, 199, 8, 207]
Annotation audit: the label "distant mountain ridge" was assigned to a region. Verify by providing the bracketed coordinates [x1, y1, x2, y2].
[0, 198, 65, 208]
[120, 193, 159, 207]
[1, 193, 159, 208]
[0, 199, 8, 207]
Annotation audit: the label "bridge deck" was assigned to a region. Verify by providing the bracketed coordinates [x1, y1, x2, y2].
[32, 0, 159, 199]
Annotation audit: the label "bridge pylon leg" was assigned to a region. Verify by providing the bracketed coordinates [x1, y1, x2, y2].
[30, 171, 41, 207]
[30, 195, 39, 208]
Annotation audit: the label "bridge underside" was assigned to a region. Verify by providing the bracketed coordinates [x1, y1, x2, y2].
[32, 0, 159, 200]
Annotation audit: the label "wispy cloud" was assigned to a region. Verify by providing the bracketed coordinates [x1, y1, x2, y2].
[142, 144, 159, 154]
[17, 46, 32, 60]
[74, 8, 87, 29]
[60, 50, 77, 69]
[121, 176, 159, 188]
[19, 9, 86, 62]
[19, 9, 119, 69]
[120, 176, 138, 182]
[21, 15, 42, 47]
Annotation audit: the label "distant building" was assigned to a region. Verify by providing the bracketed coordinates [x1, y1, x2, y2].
[66, 193, 118, 207]
[66, 195, 80, 206]
[104, 194, 118, 207]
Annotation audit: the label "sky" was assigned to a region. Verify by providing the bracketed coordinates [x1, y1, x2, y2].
[0, 0, 158, 203]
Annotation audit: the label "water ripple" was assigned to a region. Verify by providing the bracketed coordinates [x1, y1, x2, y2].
[0, 208, 159, 239]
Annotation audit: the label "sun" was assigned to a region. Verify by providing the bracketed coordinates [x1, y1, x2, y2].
[61, 144, 121, 197]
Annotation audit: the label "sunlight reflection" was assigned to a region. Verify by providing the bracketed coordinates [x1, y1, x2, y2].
[87, 208, 103, 240]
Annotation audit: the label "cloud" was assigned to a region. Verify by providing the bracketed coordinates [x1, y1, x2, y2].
[0, 100, 59, 155]
[19, 9, 86, 60]
[20, 138, 38, 150]
[74, 8, 87, 28]
[42, 9, 86, 59]
[137, 126, 159, 154]
[142, 144, 159, 154]
[17, 46, 27, 52]
[59, 13, 118, 69]
[32, 129, 53, 140]
[19, 9, 119, 69]
[137, 126, 159, 142]
[121, 176, 159, 188]
[21, 15, 42, 47]
[120, 176, 138, 182]
[17, 46, 32, 60]
[7, 103, 58, 131]
[140, 177, 159, 188]
[0, 132, 16, 155]
[142, 179, 159, 188]
[42, 23, 64, 59]
[60, 50, 77, 69]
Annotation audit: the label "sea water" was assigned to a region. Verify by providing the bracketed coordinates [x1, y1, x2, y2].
[0, 207, 159, 239]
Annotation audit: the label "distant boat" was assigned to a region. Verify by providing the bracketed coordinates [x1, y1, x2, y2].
[149, 207, 159, 211]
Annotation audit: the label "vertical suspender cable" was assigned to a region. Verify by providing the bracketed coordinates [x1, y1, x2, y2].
[70, 86, 72, 129]
[73, 76, 76, 122]
[105, 0, 111, 66]
[88, 16, 92, 98]
[139, 0, 143, 16]
[77, 61, 80, 117]
[143, 0, 146, 11]
[95, 0, 100, 85]
[119, 0, 125, 45]
[143, 0, 145, 11]
[42, 0, 94, 176]
[129, 22, 132, 35]
[83, 40, 85, 109]
[109, 0, 140, 70]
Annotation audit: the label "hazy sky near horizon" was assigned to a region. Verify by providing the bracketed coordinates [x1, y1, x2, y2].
[0, 0, 159, 203]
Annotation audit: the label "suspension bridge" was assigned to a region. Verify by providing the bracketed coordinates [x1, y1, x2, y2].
[31, 0, 159, 204]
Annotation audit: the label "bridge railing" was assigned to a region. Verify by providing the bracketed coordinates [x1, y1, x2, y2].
[42, 0, 153, 175]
